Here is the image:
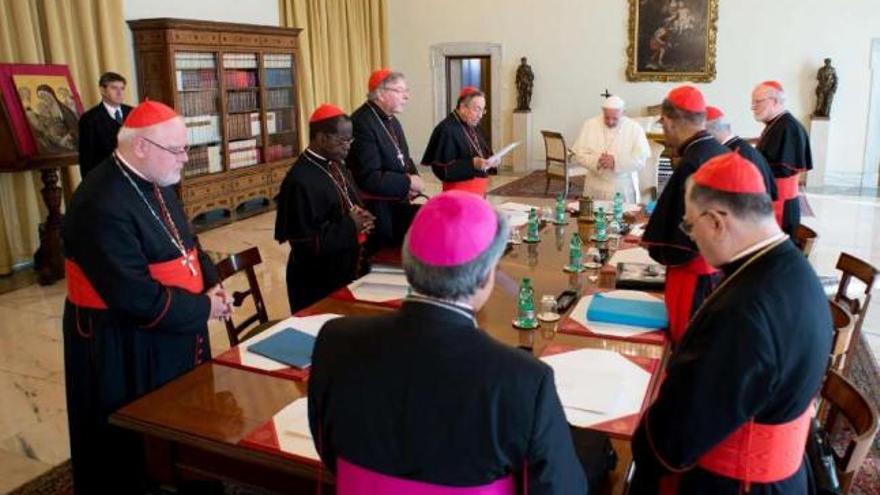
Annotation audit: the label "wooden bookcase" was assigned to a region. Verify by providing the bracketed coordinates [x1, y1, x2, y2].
[128, 18, 302, 228]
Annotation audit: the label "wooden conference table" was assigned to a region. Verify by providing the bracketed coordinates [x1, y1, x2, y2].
[111, 199, 668, 494]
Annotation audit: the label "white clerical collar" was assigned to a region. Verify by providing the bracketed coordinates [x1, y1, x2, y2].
[114, 152, 149, 181]
[721, 135, 736, 146]
[305, 148, 329, 162]
[408, 291, 476, 323]
[103, 101, 121, 118]
[728, 232, 788, 263]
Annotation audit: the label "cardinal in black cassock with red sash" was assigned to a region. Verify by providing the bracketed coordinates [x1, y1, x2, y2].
[753, 81, 812, 235]
[347, 69, 422, 248]
[705, 105, 778, 201]
[275, 104, 374, 313]
[642, 86, 728, 343]
[421, 86, 498, 196]
[632, 153, 832, 495]
[62, 101, 228, 494]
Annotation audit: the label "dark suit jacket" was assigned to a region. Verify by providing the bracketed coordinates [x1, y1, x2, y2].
[348, 101, 418, 247]
[78, 102, 132, 178]
[308, 297, 588, 494]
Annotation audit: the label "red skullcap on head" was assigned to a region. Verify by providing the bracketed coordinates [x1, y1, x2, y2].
[459, 86, 480, 99]
[693, 152, 766, 195]
[368, 68, 392, 91]
[407, 191, 498, 266]
[666, 85, 706, 113]
[122, 100, 178, 128]
[705, 105, 724, 121]
[761, 80, 784, 92]
[309, 104, 346, 123]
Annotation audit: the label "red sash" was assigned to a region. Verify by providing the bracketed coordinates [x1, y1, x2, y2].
[660, 407, 812, 493]
[772, 175, 800, 225]
[442, 177, 489, 197]
[66, 248, 204, 309]
[664, 256, 717, 343]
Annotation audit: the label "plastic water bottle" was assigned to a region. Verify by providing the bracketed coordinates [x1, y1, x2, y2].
[516, 278, 537, 327]
[613, 192, 624, 224]
[526, 208, 540, 242]
[595, 206, 608, 241]
[555, 193, 566, 224]
[569, 232, 583, 270]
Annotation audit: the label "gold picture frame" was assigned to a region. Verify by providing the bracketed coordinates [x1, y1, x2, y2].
[626, 0, 718, 83]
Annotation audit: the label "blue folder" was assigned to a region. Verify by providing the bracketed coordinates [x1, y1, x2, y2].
[586, 294, 668, 328]
[247, 328, 316, 369]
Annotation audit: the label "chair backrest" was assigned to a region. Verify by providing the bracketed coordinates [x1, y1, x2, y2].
[214, 247, 269, 346]
[834, 253, 878, 365]
[817, 369, 880, 494]
[792, 224, 818, 257]
[336, 457, 516, 495]
[828, 299, 855, 372]
[541, 130, 568, 167]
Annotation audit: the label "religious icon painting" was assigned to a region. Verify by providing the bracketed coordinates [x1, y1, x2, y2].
[626, 0, 718, 82]
[0, 63, 84, 158]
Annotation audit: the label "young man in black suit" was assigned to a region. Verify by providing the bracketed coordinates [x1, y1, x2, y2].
[77, 72, 133, 178]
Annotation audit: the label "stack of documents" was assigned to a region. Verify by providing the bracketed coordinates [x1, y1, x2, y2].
[347, 272, 409, 303]
[587, 293, 668, 328]
[241, 398, 320, 462]
[240, 314, 340, 370]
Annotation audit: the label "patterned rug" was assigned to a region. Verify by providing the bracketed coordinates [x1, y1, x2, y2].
[488, 170, 816, 217]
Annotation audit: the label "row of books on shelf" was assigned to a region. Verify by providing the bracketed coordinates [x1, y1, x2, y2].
[230, 139, 261, 169]
[227, 91, 259, 113]
[266, 143, 295, 162]
[267, 88, 293, 108]
[184, 115, 221, 146]
[267, 110, 293, 134]
[184, 144, 222, 178]
[176, 69, 218, 91]
[179, 91, 218, 116]
[227, 112, 261, 141]
[175, 52, 216, 69]
[265, 68, 293, 87]
[223, 53, 258, 69]
[264, 54, 293, 68]
[224, 70, 258, 89]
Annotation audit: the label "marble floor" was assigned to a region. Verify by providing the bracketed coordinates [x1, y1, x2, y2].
[0, 173, 879, 492]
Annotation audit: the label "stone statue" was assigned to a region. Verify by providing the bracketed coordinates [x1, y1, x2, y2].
[515, 57, 534, 112]
[813, 58, 838, 118]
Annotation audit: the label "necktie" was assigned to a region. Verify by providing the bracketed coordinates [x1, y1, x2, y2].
[115, 108, 123, 124]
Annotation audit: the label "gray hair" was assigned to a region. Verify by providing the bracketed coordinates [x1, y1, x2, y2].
[402, 209, 509, 301]
[705, 118, 731, 135]
[367, 71, 405, 100]
[687, 177, 773, 221]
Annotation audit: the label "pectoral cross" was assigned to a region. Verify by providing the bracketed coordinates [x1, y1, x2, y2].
[182, 253, 198, 276]
[600, 89, 612, 99]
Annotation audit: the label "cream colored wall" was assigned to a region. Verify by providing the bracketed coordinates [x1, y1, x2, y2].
[388, 0, 880, 185]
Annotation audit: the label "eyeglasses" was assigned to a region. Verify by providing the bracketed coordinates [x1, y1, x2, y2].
[383, 86, 410, 95]
[750, 97, 771, 107]
[142, 137, 189, 156]
[679, 210, 726, 236]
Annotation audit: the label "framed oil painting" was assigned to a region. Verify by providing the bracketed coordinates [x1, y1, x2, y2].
[0, 64, 84, 157]
[626, 0, 718, 82]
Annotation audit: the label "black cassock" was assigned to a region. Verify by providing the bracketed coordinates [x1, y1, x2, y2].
[724, 135, 778, 201]
[756, 111, 812, 235]
[641, 131, 728, 341]
[631, 239, 832, 494]
[62, 155, 218, 494]
[348, 101, 419, 248]
[421, 112, 491, 184]
[308, 297, 588, 494]
[275, 149, 367, 313]
[77, 103, 133, 177]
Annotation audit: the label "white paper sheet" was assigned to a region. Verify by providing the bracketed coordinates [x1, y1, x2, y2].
[567, 200, 640, 214]
[347, 272, 409, 302]
[274, 398, 320, 461]
[490, 141, 520, 161]
[540, 348, 651, 428]
[240, 314, 342, 370]
[608, 247, 654, 266]
[498, 202, 536, 228]
[567, 290, 662, 339]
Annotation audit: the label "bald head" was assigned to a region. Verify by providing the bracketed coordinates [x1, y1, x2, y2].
[117, 117, 189, 187]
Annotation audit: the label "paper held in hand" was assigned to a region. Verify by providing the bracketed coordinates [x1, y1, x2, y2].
[490, 141, 520, 162]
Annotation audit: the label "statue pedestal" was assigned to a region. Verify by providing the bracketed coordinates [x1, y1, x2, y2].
[809, 116, 830, 187]
[512, 111, 533, 173]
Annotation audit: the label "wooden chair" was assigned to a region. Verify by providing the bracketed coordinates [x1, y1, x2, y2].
[214, 247, 271, 346]
[828, 299, 855, 372]
[833, 252, 878, 371]
[792, 224, 818, 257]
[816, 369, 880, 494]
[540, 130, 586, 197]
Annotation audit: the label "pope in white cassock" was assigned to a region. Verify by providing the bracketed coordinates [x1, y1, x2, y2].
[571, 95, 651, 203]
